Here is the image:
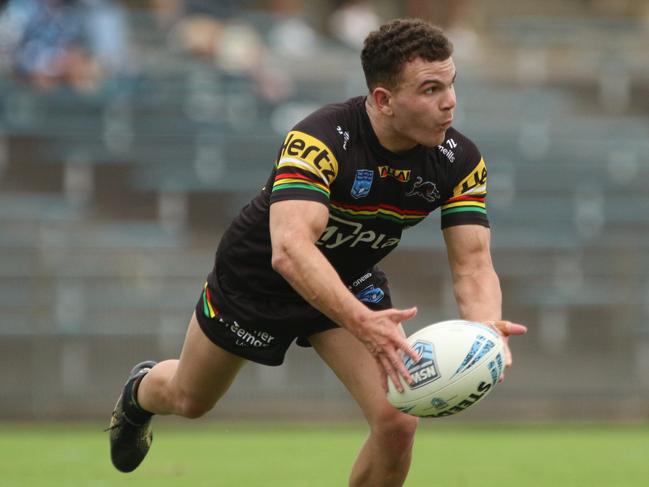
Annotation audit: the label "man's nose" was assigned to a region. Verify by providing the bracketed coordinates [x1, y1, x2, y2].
[441, 86, 456, 111]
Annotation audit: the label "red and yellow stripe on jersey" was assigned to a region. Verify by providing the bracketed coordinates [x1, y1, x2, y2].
[272, 131, 339, 199]
[330, 200, 428, 225]
[441, 158, 487, 218]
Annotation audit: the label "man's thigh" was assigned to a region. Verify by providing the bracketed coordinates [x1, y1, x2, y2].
[171, 312, 248, 406]
[308, 326, 401, 422]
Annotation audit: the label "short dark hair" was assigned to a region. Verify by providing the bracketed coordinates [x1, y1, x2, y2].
[361, 18, 453, 91]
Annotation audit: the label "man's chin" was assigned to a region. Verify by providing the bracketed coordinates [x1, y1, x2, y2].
[422, 135, 446, 148]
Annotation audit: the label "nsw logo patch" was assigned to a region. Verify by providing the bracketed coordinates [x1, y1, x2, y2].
[350, 169, 373, 199]
[355, 284, 384, 304]
[403, 340, 440, 389]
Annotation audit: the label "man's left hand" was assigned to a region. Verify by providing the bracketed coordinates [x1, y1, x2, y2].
[483, 320, 527, 382]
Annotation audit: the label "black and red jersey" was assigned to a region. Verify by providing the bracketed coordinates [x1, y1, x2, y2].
[209, 96, 488, 303]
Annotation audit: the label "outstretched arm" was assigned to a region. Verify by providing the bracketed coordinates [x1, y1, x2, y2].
[270, 199, 419, 391]
[443, 224, 502, 321]
[443, 224, 526, 375]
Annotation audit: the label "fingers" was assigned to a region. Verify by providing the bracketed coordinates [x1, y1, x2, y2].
[391, 313, 420, 379]
[377, 334, 417, 393]
[391, 306, 418, 323]
[379, 354, 406, 393]
[378, 364, 388, 393]
[393, 346, 415, 384]
[481, 321, 520, 366]
[399, 339, 420, 365]
[388, 308, 420, 363]
[481, 320, 524, 384]
[365, 307, 419, 393]
[384, 339, 416, 393]
[502, 336, 513, 366]
[486, 322, 516, 368]
[486, 320, 527, 336]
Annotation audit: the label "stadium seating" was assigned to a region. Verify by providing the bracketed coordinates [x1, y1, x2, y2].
[1, 5, 648, 420]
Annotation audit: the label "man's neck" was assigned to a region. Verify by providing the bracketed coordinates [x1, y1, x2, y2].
[365, 98, 417, 154]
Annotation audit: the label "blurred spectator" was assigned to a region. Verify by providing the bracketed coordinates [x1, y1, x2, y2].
[149, 0, 259, 69]
[404, 0, 478, 60]
[162, 2, 263, 72]
[147, 0, 184, 32]
[264, 0, 319, 57]
[156, 0, 294, 104]
[167, 11, 225, 62]
[84, 0, 130, 75]
[328, 0, 382, 50]
[0, 0, 130, 93]
[147, 0, 242, 33]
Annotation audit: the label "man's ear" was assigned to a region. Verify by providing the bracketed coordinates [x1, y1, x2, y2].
[370, 87, 393, 116]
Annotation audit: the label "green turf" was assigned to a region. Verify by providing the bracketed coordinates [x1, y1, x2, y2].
[0, 422, 647, 486]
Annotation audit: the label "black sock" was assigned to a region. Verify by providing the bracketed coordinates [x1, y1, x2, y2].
[122, 374, 154, 425]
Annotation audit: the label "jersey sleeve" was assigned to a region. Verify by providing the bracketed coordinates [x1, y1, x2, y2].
[269, 113, 340, 206]
[440, 146, 490, 229]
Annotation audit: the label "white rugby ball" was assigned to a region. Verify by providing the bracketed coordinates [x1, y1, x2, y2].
[387, 320, 505, 418]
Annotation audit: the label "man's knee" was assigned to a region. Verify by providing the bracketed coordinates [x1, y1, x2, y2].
[174, 392, 215, 419]
[370, 405, 419, 449]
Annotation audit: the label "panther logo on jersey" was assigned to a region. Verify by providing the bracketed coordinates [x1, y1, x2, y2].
[406, 177, 440, 202]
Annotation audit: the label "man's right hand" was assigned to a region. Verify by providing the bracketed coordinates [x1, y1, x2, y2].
[354, 307, 420, 393]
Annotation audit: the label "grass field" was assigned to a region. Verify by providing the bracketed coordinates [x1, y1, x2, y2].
[1, 422, 648, 486]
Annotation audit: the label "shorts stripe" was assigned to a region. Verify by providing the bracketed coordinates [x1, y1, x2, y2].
[203, 283, 217, 318]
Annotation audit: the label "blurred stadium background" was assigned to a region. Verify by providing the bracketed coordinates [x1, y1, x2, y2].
[0, 0, 648, 424]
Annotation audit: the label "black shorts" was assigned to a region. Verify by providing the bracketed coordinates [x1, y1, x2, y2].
[194, 266, 392, 366]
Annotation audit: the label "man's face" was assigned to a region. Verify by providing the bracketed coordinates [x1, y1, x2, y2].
[388, 56, 457, 149]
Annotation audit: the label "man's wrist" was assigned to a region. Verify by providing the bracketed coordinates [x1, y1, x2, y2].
[340, 301, 374, 337]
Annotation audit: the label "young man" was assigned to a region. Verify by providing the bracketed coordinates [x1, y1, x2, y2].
[108, 18, 527, 486]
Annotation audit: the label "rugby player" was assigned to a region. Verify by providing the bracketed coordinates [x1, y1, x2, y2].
[108, 18, 527, 486]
